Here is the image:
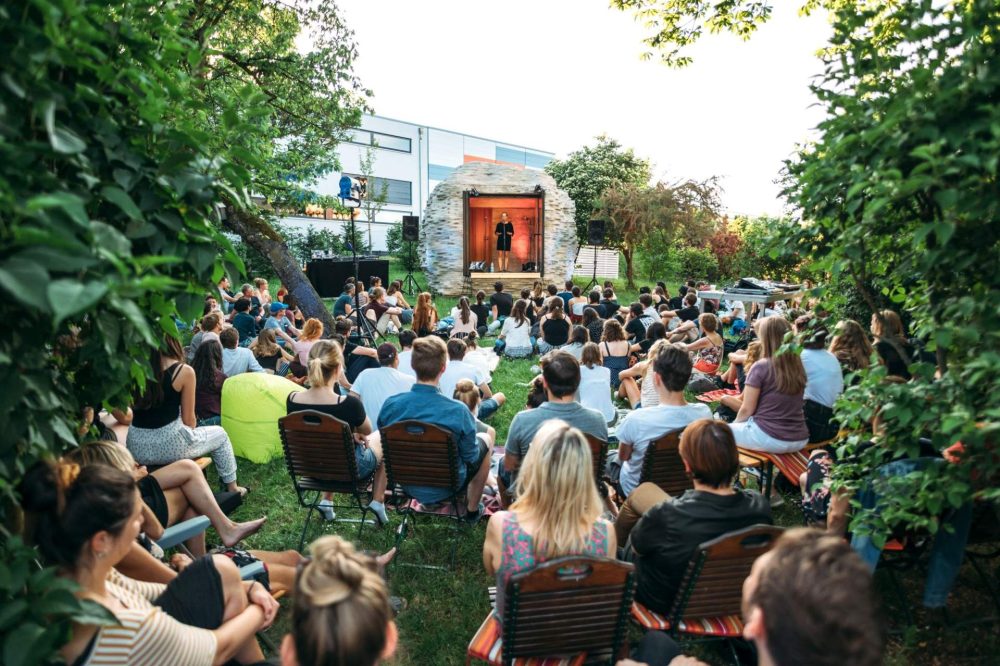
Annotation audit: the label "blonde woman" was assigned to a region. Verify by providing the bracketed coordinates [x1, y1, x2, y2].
[284, 340, 389, 525]
[483, 420, 616, 619]
[253, 277, 271, 307]
[280, 535, 397, 666]
[729, 317, 809, 455]
[452, 379, 497, 451]
[616, 339, 670, 409]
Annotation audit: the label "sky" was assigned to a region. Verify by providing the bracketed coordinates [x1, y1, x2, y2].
[335, 0, 832, 217]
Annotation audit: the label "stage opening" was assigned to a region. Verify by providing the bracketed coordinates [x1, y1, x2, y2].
[464, 193, 544, 274]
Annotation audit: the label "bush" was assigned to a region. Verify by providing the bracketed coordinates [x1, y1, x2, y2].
[671, 244, 720, 282]
[386, 221, 403, 255]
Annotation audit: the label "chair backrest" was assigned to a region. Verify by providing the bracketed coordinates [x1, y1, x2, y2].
[670, 524, 784, 622]
[638, 427, 689, 496]
[583, 434, 609, 495]
[380, 420, 460, 492]
[278, 410, 360, 487]
[503, 556, 635, 665]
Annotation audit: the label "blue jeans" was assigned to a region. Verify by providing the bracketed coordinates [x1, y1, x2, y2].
[851, 458, 973, 608]
[478, 397, 500, 420]
[400, 308, 413, 324]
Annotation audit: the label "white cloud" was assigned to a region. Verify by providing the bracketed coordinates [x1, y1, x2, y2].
[336, 0, 830, 216]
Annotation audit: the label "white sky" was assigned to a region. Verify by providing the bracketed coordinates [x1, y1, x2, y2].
[336, 0, 831, 217]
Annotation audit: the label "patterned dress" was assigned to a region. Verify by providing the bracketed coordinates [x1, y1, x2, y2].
[494, 511, 610, 618]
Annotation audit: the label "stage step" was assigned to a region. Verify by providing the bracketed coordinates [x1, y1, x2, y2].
[467, 272, 542, 295]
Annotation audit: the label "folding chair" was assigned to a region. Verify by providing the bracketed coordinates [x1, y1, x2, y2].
[738, 442, 829, 499]
[631, 524, 783, 662]
[381, 420, 471, 569]
[583, 434, 609, 498]
[467, 556, 636, 666]
[278, 410, 377, 551]
[637, 428, 689, 497]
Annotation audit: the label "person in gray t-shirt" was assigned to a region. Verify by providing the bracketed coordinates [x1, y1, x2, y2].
[501, 352, 608, 492]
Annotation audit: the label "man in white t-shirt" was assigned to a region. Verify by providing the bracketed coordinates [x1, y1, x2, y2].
[720, 299, 745, 326]
[396, 330, 417, 379]
[614, 345, 712, 498]
[349, 343, 415, 428]
[440, 339, 505, 419]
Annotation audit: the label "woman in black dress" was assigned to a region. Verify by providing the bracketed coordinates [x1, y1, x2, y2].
[495, 211, 514, 271]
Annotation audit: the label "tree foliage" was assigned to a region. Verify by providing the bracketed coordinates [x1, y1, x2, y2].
[545, 135, 651, 243]
[774, 0, 1000, 539]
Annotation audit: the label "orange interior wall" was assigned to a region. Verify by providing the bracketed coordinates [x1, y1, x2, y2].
[467, 198, 541, 269]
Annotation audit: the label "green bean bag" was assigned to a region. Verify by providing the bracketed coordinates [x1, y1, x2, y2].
[221, 372, 304, 463]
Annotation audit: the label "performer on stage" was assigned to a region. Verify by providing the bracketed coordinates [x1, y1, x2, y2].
[495, 211, 514, 271]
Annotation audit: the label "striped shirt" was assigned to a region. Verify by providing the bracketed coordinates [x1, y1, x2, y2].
[78, 570, 215, 665]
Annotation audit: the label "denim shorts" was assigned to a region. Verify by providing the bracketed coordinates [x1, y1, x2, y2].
[356, 444, 378, 479]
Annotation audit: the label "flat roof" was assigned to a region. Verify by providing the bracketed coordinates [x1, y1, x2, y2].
[368, 114, 555, 157]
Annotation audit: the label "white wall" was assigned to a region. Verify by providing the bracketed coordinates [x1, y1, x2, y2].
[277, 215, 394, 254]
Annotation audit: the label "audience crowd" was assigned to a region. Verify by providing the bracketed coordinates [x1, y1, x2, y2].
[25, 271, 961, 665]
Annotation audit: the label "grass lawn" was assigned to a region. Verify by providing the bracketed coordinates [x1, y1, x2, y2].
[225, 262, 1000, 664]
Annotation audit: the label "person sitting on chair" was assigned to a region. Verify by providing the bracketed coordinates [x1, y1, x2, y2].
[378, 336, 492, 523]
[615, 419, 772, 615]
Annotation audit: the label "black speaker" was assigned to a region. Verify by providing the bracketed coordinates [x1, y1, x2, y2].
[401, 215, 419, 242]
[587, 219, 606, 246]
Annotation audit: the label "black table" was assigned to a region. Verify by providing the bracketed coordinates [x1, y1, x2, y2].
[306, 258, 390, 298]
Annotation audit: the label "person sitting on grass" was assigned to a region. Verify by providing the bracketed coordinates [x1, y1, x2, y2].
[561, 325, 590, 361]
[537, 298, 571, 354]
[578, 342, 616, 425]
[378, 336, 492, 523]
[501, 352, 607, 494]
[674, 313, 724, 394]
[488, 281, 514, 334]
[192, 341, 227, 427]
[365, 287, 403, 335]
[624, 302, 653, 344]
[264, 302, 299, 346]
[582, 305, 605, 344]
[188, 312, 223, 362]
[611, 345, 712, 499]
[600, 318, 632, 391]
[484, 420, 616, 618]
[452, 379, 497, 452]
[440, 339, 505, 420]
[333, 282, 356, 320]
[349, 343, 415, 429]
[615, 419, 771, 615]
[334, 318, 380, 384]
[285, 340, 389, 525]
[411, 292, 439, 338]
[616, 339, 669, 409]
[396, 329, 417, 378]
[220, 328, 263, 376]
[385, 281, 414, 325]
[617, 529, 882, 666]
[449, 296, 478, 339]
[568, 286, 589, 322]
[556, 280, 574, 309]
[498, 299, 534, 358]
[289, 318, 324, 379]
[249, 328, 295, 375]
[280, 535, 398, 666]
[470, 290, 491, 337]
[20, 461, 278, 666]
[461, 333, 494, 385]
[664, 292, 700, 342]
[230, 298, 257, 345]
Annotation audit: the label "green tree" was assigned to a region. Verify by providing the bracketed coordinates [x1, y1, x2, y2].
[0, 0, 252, 659]
[596, 179, 720, 288]
[357, 144, 389, 252]
[545, 135, 651, 243]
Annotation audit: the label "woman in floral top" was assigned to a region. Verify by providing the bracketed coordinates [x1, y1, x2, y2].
[482, 420, 616, 618]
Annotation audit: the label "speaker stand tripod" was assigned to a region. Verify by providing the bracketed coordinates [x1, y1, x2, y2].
[584, 243, 600, 291]
[402, 239, 423, 295]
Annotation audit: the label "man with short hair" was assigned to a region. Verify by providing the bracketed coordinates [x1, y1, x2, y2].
[440, 339, 506, 419]
[488, 281, 513, 334]
[613, 345, 712, 498]
[501, 351, 607, 489]
[220, 327, 264, 375]
[666, 292, 701, 342]
[396, 329, 417, 378]
[239, 283, 262, 320]
[263, 302, 298, 345]
[231, 298, 257, 344]
[379, 336, 492, 522]
[600, 287, 622, 320]
[618, 528, 882, 666]
[217, 276, 238, 312]
[349, 343, 415, 427]
[557, 280, 574, 309]
[624, 303, 654, 343]
[638, 293, 658, 320]
[667, 285, 687, 311]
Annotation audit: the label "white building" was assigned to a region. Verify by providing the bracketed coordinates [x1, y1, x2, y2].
[278, 114, 555, 252]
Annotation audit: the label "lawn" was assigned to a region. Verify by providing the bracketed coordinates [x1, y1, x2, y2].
[225, 263, 1000, 665]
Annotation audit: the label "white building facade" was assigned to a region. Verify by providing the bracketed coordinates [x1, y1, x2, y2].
[279, 114, 555, 252]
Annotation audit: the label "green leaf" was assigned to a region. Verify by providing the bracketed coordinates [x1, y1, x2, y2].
[3, 622, 45, 666]
[24, 192, 89, 227]
[90, 221, 132, 256]
[46, 280, 108, 326]
[100, 186, 143, 221]
[0, 258, 51, 310]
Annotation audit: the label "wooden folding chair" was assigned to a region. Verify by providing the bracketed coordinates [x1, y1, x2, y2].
[467, 556, 636, 666]
[637, 428, 689, 497]
[278, 410, 377, 551]
[381, 420, 470, 569]
[631, 524, 783, 661]
[583, 434, 609, 498]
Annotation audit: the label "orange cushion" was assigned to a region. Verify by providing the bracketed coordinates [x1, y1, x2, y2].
[631, 602, 744, 637]
[631, 602, 671, 631]
[467, 614, 587, 665]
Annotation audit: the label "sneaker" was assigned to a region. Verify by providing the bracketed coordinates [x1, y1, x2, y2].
[768, 493, 785, 508]
[464, 501, 486, 524]
[389, 595, 408, 617]
[317, 499, 336, 521]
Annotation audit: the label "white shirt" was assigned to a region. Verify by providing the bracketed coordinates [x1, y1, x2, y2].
[439, 359, 487, 399]
[578, 364, 616, 422]
[350, 366, 415, 427]
[463, 348, 494, 385]
[222, 347, 264, 376]
[500, 316, 532, 349]
[724, 300, 746, 320]
[801, 349, 845, 408]
[397, 350, 415, 378]
[615, 402, 713, 497]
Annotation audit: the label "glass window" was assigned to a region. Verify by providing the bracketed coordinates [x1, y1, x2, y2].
[371, 132, 411, 153]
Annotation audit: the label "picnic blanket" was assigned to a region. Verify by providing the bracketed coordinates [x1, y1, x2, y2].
[696, 388, 741, 403]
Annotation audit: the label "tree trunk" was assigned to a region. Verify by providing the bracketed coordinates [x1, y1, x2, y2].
[623, 247, 636, 290]
[223, 203, 337, 334]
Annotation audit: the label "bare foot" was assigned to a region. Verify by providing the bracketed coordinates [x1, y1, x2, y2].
[220, 517, 267, 547]
[225, 484, 250, 497]
[376, 547, 397, 569]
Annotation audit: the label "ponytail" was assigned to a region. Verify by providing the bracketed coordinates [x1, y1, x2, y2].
[307, 339, 344, 387]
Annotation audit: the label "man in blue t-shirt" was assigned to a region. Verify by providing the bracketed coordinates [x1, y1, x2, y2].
[231, 298, 258, 344]
[378, 336, 491, 523]
[263, 302, 298, 345]
[557, 279, 574, 309]
[333, 282, 357, 319]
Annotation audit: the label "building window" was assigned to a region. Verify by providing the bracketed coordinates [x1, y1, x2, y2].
[346, 129, 412, 153]
[345, 174, 412, 206]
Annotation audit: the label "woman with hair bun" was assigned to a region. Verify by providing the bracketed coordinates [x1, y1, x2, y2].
[282, 535, 397, 666]
[482, 420, 616, 619]
[19, 461, 278, 665]
[284, 340, 389, 525]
